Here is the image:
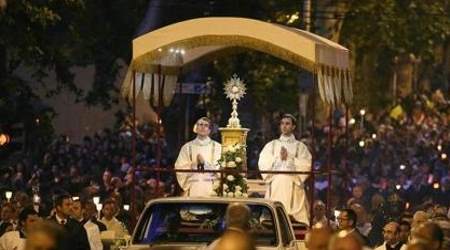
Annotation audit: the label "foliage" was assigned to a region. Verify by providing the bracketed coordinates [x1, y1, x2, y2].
[340, 0, 450, 107]
[0, 0, 147, 156]
[212, 144, 249, 198]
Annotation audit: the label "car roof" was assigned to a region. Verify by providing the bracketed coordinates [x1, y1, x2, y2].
[145, 197, 283, 208]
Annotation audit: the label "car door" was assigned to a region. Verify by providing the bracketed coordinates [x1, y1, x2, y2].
[275, 205, 298, 250]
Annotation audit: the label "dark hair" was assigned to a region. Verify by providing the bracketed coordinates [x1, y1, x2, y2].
[399, 220, 410, 229]
[425, 222, 444, 245]
[19, 207, 39, 223]
[53, 194, 71, 208]
[102, 199, 116, 207]
[342, 209, 357, 227]
[281, 114, 297, 127]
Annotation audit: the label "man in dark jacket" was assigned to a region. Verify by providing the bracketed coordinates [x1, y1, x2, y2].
[48, 194, 90, 250]
[337, 209, 368, 246]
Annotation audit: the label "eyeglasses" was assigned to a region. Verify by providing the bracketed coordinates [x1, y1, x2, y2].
[196, 123, 210, 127]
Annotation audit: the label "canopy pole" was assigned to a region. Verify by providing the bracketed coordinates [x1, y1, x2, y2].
[325, 104, 333, 225]
[156, 64, 163, 196]
[309, 68, 316, 227]
[131, 70, 137, 229]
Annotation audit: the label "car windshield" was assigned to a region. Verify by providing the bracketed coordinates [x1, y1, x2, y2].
[133, 202, 278, 246]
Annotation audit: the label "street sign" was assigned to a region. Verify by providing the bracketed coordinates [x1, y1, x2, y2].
[175, 83, 208, 94]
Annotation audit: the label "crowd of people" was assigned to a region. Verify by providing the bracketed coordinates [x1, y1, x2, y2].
[0, 89, 448, 249]
[210, 202, 446, 250]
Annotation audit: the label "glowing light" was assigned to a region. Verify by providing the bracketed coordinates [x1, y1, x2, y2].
[33, 194, 40, 203]
[441, 153, 447, 160]
[395, 184, 401, 190]
[359, 140, 365, 147]
[349, 118, 356, 125]
[433, 183, 440, 189]
[5, 191, 12, 200]
[0, 134, 10, 146]
[437, 145, 442, 151]
[360, 109, 366, 116]
[93, 196, 100, 205]
[123, 204, 130, 211]
[287, 13, 299, 24]
[399, 164, 406, 170]
[372, 133, 377, 139]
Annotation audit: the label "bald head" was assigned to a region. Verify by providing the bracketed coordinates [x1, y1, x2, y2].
[411, 222, 443, 250]
[412, 211, 429, 229]
[329, 230, 363, 250]
[383, 221, 400, 245]
[305, 224, 332, 250]
[405, 242, 428, 250]
[214, 231, 255, 250]
[225, 203, 251, 230]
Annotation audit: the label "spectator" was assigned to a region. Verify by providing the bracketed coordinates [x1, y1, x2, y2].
[0, 207, 40, 250]
[312, 200, 328, 226]
[337, 209, 367, 246]
[24, 221, 64, 250]
[411, 222, 444, 250]
[411, 211, 429, 229]
[305, 224, 332, 250]
[374, 221, 405, 250]
[71, 199, 103, 250]
[48, 194, 90, 250]
[329, 230, 364, 250]
[399, 221, 411, 243]
[99, 199, 128, 238]
[209, 203, 255, 250]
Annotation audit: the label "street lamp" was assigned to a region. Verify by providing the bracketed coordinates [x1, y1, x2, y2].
[93, 196, 100, 205]
[349, 118, 356, 125]
[5, 191, 12, 201]
[359, 109, 366, 129]
[96, 203, 103, 218]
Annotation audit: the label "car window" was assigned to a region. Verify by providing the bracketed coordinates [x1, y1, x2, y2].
[276, 206, 294, 246]
[133, 202, 278, 246]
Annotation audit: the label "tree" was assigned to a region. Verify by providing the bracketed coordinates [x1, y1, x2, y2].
[0, 0, 147, 158]
[339, 0, 450, 107]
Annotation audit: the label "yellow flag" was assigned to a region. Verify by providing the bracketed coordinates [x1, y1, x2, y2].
[390, 105, 404, 120]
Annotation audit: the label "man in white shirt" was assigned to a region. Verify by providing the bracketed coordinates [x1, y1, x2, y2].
[100, 200, 128, 238]
[71, 199, 103, 250]
[175, 117, 222, 197]
[258, 114, 311, 224]
[374, 222, 406, 250]
[0, 207, 40, 250]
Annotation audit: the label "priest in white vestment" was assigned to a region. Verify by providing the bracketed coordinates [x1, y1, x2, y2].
[175, 117, 222, 197]
[258, 114, 312, 225]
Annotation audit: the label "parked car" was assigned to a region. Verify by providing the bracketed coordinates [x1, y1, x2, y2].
[126, 197, 306, 250]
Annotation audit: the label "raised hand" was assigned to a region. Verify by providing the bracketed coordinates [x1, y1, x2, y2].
[197, 154, 205, 170]
[280, 146, 288, 161]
